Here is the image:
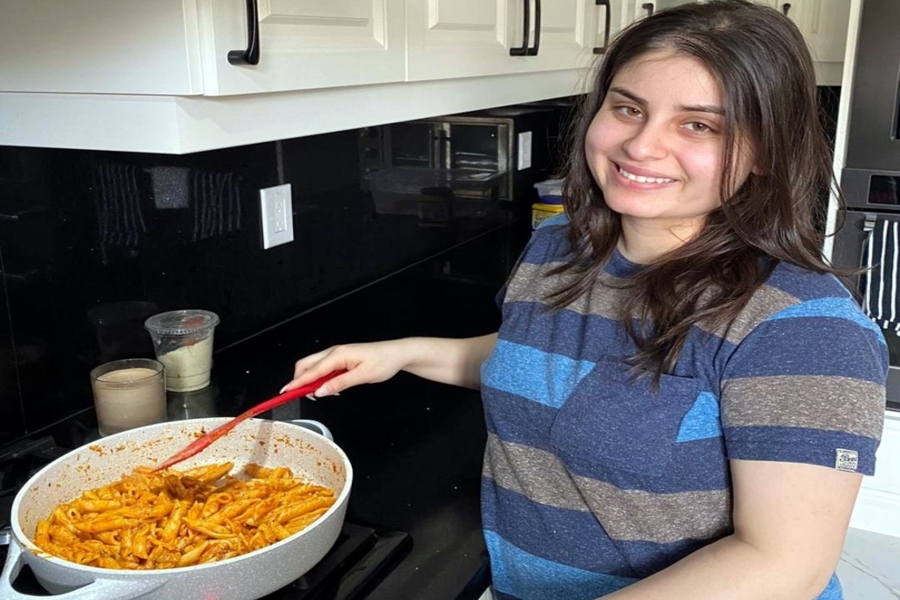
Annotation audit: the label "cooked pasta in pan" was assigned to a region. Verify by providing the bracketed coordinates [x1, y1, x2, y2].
[32, 462, 336, 570]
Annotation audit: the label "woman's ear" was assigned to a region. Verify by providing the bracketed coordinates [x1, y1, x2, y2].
[751, 164, 766, 176]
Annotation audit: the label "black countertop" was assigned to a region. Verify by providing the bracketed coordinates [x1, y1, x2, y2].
[33, 221, 529, 600]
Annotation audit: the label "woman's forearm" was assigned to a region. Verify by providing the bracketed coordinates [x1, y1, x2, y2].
[604, 533, 834, 600]
[399, 334, 497, 390]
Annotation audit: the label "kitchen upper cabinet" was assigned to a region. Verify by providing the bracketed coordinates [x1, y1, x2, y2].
[0, 0, 406, 96]
[796, 0, 852, 64]
[406, 0, 597, 81]
[771, 0, 851, 84]
[0, 0, 203, 95]
[592, 0, 655, 57]
[201, 0, 406, 95]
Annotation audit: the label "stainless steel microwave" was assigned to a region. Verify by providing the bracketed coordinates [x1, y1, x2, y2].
[358, 105, 564, 208]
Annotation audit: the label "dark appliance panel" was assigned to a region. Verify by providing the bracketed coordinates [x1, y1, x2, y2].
[830, 210, 900, 411]
[844, 0, 900, 171]
[842, 169, 900, 211]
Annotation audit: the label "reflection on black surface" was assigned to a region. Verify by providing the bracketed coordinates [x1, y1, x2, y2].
[0, 110, 543, 448]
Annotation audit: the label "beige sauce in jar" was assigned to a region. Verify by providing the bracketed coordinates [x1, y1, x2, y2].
[93, 367, 167, 436]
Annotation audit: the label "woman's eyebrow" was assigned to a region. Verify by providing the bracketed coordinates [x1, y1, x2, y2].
[609, 87, 645, 105]
[608, 86, 724, 115]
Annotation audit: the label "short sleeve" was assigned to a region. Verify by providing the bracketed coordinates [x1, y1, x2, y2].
[720, 297, 888, 475]
[495, 214, 570, 309]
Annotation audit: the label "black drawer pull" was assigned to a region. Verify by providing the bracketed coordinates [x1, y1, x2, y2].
[782, 3, 792, 16]
[593, 0, 612, 54]
[228, 0, 260, 65]
[510, 0, 530, 56]
[526, 0, 542, 55]
[642, 2, 655, 17]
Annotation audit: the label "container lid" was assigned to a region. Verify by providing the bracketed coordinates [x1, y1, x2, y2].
[144, 309, 219, 336]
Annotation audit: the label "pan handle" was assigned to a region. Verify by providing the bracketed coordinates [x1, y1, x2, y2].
[290, 419, 334, 441]
[0, 541, 163, 599]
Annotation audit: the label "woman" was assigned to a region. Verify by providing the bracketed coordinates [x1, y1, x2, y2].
[283, 2, 887, 598]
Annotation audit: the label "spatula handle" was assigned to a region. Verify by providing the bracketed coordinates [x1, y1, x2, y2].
[153, 370, 346, 471]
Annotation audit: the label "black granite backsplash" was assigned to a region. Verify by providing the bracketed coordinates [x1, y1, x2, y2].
[0, 100, 575, 448]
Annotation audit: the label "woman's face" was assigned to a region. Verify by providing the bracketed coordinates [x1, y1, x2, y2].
[585, 50, 756, 242]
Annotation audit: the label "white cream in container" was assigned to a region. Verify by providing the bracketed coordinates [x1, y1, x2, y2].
[144, 309, 220, 392]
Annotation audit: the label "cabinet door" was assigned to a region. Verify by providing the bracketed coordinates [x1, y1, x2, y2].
[804, 0, 851, 64]
[528, 0, 598, 71]
[200, 0, 406, 95]
[405, 0, 525, 81]
[0, 0, 202, 95]
[610, 0, 656, 32]
[406, 0, 596, 81]
[774, 0, 849, 84]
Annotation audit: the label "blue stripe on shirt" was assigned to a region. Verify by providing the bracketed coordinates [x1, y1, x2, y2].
[677, 392, 723, 442]
[501, 301, 637, 360]
[482, 340, 596, 408]
[482, 477, 636, 576]
[485, 530, 637, 600]
[724, 426, 879, 475]
[724, 318, 887, 382]
[766, 297, 886, 342]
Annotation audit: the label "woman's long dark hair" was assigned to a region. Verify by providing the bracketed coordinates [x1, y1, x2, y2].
[554, 0, 844, 378]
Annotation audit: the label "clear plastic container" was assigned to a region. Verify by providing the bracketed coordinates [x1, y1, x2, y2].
[533, 178, 564, 203]
[144, 309, 219, 392]
[366, 167, 505, 217]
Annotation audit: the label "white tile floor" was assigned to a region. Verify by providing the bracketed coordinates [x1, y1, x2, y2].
[837, 528, 900, 599]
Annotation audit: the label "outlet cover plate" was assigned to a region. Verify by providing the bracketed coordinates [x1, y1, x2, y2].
[260, 184, 294, 249]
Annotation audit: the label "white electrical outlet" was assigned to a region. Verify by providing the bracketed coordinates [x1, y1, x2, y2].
[517, 131, 533, 170]
[260, 184, 294, 249]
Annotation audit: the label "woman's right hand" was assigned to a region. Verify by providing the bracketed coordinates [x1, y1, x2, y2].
[282, 339, 414, 397]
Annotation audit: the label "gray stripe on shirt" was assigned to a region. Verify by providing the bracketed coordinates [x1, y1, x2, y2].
[485, 434, 732, 544]
[484, 434, 591, 512]
[507, 263, 800, 349]
[722, 375, 885, 438]
[572, 475, 732, 544]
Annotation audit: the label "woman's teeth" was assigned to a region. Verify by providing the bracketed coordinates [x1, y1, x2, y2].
[618, 167, 674, 184]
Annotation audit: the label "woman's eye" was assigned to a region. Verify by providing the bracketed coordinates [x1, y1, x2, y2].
[686, 122, 716, 133]
[616, 106, 642, 118]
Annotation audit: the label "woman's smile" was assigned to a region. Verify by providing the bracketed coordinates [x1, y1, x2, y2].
[613, 162, 677, 186]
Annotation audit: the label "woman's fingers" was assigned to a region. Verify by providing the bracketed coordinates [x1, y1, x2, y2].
[283, 341, 406, 396]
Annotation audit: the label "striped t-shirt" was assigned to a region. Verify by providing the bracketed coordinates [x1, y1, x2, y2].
[480, 217, 887, 600]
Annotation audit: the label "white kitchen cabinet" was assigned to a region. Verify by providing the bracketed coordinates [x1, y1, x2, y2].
[406, 0, 598, 81]
[772, 0, 851, 85]
[0, 0, 203, 95]
[801, 0, 852, 85]
[199, 0, 406, 95]
[0, 0, 406, 96]
[594, 0, 657, 57]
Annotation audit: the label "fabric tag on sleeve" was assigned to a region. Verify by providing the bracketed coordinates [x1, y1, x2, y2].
[835, 448, 859, 472]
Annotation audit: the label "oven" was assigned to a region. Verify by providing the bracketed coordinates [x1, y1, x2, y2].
[830, 0, 900, 411]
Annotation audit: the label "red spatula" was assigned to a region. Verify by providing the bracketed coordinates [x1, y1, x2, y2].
[153, 370, 346, 471]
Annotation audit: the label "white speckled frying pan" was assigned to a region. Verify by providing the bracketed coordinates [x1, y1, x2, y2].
[0, 417, 352, 600]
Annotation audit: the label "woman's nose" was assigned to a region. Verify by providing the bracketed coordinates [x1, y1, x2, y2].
[621, 121, 668, 161]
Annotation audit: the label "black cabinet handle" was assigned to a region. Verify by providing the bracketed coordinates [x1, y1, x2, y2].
[526, 0, 542, 56]
[642, 2, 655, 17]
[782, 3, 791, 16]
[593, 0, 612, 54]
[228, 0, 260, 65]
[510, 0, 531, 56]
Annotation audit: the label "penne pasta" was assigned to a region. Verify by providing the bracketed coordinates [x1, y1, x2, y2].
[33, 462, 336, 570]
